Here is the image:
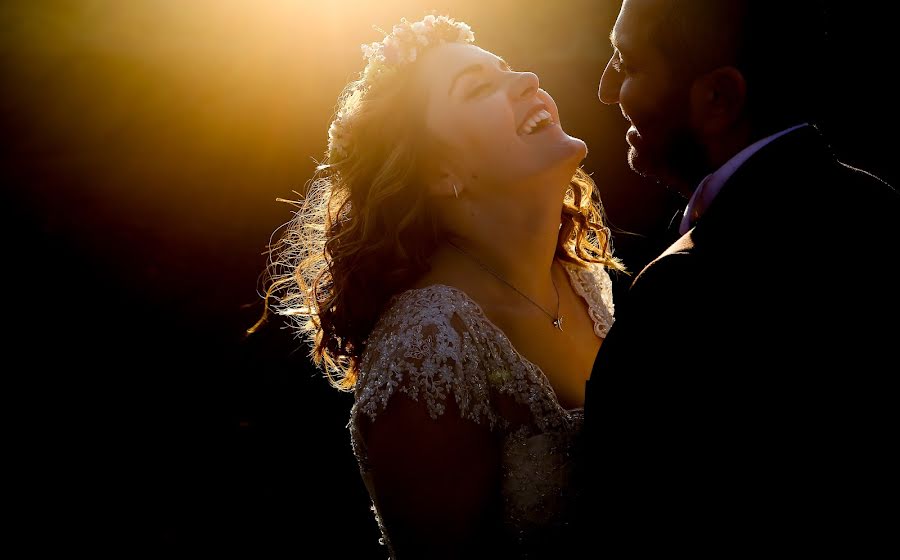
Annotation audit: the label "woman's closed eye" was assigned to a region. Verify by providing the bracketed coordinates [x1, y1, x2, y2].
[462, 59, 513, 100]
[467, 82, 493, 98]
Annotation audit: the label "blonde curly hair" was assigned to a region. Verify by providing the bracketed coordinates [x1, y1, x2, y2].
[252, 15, 624, 389]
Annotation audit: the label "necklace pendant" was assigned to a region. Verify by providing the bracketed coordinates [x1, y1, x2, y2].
[552, 316, 564, 331]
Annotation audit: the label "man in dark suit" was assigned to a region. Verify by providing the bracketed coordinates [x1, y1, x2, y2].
[581, 0, 899, 553]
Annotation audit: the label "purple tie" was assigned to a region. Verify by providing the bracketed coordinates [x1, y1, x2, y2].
[679, 174, 713, 235]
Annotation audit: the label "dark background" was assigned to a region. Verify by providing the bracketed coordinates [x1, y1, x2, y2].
[3, 0, 895, 555]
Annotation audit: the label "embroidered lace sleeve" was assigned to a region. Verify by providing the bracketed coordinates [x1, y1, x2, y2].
[349, 290, 506, 556]
[351, 294, 498, 434]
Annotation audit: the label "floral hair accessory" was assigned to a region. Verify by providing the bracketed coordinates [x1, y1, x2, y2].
[326, 15, 476, 161]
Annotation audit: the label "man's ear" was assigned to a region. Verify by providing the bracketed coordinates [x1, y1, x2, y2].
[690, 66, 747, 136]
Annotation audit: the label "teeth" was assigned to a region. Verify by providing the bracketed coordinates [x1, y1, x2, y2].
[519, 109, 553, 135]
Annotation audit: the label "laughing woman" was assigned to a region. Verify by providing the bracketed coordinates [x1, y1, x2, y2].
[256, 15, 623, 559]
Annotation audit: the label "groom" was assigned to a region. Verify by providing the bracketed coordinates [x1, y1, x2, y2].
[581, 0, 899, 553]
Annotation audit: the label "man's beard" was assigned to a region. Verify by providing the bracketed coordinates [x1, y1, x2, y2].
[629, 127, 708, 197]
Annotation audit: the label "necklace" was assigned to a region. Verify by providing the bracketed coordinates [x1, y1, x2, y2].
[447, 241, 564, 331]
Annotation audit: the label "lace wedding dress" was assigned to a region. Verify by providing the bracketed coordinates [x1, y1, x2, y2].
[349, 261, 615, 558]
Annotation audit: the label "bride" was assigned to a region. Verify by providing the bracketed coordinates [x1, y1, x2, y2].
[257, 14, 623, 558]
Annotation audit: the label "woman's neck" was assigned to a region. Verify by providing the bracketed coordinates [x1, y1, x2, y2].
[437, 185, 565, 302]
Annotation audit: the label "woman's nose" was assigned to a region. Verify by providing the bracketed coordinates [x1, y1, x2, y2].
[598, 57, 621, 105]
[510, 71, 540, 99]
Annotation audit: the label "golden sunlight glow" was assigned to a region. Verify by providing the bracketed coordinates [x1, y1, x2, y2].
[1, 0, 615, 238]
[7, 1, 888, 337]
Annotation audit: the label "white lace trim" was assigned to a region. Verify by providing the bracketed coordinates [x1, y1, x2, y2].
[564, 261, 615, 338]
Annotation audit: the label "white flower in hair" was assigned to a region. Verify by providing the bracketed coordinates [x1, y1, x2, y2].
[326, 88, 364, 159]
[327, 116, 349, 159]
[325, 15, 476, 162]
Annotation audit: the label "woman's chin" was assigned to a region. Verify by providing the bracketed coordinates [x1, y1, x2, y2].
[566, 135, 589, 162]
[553, 135, 588, 170]
[500, 134, 590, 186]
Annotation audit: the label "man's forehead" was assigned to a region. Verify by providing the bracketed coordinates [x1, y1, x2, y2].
[612, 0, 665, 50]
[621, 0, 667, 18]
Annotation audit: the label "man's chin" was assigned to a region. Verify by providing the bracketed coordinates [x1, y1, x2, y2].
[628, 147, 695, 195]
[627, 147, 656, 179]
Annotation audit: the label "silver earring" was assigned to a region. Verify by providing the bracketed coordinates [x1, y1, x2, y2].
[452, 184, 459, 199]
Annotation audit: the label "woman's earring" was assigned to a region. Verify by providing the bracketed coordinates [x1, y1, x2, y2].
[452, 184, 459, 199]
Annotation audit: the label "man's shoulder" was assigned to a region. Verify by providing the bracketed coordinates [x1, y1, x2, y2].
[834, 159, 898, 201]
[632, 233, 697, 287]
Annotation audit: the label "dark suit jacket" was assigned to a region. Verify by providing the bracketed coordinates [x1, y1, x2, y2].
[581, 126, 899, 553]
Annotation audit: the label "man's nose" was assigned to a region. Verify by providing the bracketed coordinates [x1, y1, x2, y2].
[598, 57, 621, 105]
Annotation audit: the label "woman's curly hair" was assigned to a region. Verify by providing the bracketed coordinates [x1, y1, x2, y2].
[252, 17, 624, 390]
